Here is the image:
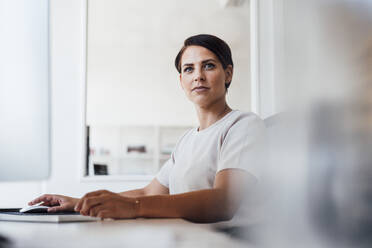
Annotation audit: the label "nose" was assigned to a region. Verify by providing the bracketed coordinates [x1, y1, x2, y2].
[193, 67, 205, 82]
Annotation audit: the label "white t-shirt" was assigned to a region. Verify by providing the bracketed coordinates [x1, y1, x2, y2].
[156, 110, 266, 195]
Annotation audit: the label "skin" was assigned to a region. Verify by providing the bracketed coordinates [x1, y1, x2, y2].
[180, 45, 233, 130]
[29, 45, 256, 223]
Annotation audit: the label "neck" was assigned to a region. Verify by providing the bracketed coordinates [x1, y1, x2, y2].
[195, 99, 232, 131]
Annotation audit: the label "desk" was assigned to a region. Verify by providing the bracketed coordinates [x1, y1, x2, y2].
[0, 219, 251, 248]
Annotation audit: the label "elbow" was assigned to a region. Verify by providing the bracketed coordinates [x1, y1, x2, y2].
[218, 209, 235, 222]
[206, 198, 239, 223]
[217, 198, 239, 222]
[204, 200, 238, 222]
[186, 212, 235, 223]
[216, 201, 240, 222]
[185, 207, 236, 223]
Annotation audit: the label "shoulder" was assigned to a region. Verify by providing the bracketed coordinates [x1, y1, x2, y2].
[223, 110, 265, 134]
[218, 110, 266, 147]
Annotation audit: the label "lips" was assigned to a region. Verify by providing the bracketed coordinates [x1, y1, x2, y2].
[192, 86, 210, 92]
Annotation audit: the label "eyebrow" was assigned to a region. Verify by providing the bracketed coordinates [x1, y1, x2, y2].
[182, 59, 218, 68]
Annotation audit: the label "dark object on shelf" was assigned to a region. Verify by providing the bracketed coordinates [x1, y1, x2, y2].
[127, 145, 146, 153]
[93, 163, 108, 175]
[86, 125, 90, 176]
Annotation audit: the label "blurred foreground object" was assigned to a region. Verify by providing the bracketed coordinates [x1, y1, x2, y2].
[256, 1, 372, 247]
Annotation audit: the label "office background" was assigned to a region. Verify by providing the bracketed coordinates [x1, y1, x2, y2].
[0, 0, 279, 207]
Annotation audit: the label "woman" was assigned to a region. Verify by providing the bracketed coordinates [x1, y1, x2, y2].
[29, 34, 265, 223]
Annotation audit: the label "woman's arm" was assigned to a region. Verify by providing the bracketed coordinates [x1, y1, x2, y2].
[75, 169, 256, 223]
[118, 178, 169, 197]
[136, 169, 255, 222]
[137, 188, 233, 222]
[28, 179, 168, 213]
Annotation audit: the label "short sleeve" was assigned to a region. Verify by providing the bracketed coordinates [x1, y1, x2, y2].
[155, 153, 174, 188]
[155, 128, 193, 188]
[217, 115, 266, 180]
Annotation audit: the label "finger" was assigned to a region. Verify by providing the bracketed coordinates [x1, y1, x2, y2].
[44, 196, 61, 206]
[47, 205, 67, 213]
[48, 198, 61, 206]
[75, 190, 109, 211]
[30, 195, 62, 207]
[88, 204, 107, 217]
[79, 197, 103, 216]
[97, 210, 110, 220]
[80, 197, 103, 215]
[28, 194, 53, 205]
[28, 194, 46, 205]
[75, 197, 88, 211]
[75, 197, 88, 212]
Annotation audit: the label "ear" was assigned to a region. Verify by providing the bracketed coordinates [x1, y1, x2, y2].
[224, 65, 233, 84]
[179, 74, 184, 90]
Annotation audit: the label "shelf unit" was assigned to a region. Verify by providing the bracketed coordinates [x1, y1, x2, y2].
[87, 125, 192, 176]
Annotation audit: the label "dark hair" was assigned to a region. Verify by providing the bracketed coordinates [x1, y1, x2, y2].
[175, 34, 234, 89]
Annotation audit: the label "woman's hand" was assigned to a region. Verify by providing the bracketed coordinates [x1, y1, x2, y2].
[74, 190, 139, 219]
[28, 194, 79, 212]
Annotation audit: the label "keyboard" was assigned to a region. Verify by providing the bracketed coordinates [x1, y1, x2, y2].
[0, 208, 99, 222]
[0, 208, 79, 215]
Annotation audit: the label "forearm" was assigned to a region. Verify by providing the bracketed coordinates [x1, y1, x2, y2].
[119, 178, 169, 197]
[119, 188, 146, 197]
[136, 189, 235, 223]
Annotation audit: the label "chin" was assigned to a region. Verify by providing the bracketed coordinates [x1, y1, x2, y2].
[192, 99, 214, 109]
[192, 94, 226, 108]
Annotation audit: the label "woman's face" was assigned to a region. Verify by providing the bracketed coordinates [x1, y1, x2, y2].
[179, 45, 233, 108]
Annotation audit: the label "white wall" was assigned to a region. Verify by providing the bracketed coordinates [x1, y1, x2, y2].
[254, 0, 324, 117]
[46, 0, 152, 197]
[86, 0, 251, 127]
[250, 0, 283, 118]
[0, 0, 49, 207]
[0, 0, 147, 207]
